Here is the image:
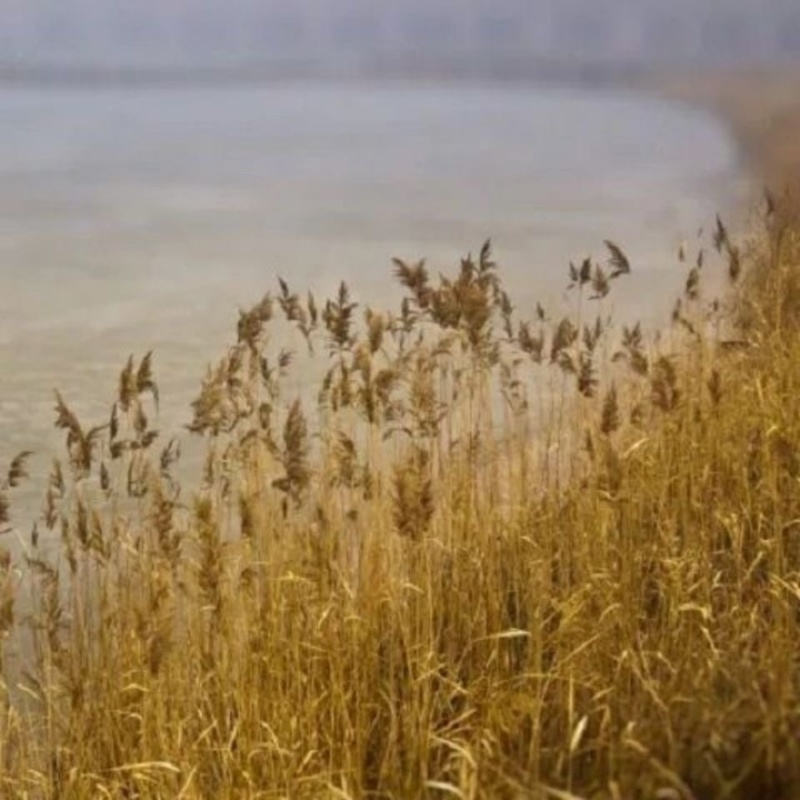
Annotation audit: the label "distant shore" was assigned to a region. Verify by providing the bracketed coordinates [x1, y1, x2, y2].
[0, 56, 649, 91]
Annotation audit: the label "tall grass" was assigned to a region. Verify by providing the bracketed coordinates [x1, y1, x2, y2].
[2, 201, 800, 799]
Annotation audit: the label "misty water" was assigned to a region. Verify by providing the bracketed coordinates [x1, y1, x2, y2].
[0, 80, 745, 507]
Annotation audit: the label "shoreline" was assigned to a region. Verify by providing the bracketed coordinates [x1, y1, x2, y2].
[641, 67, 800, 215]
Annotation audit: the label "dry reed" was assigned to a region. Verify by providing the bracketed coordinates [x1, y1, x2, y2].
[1, 201, 800, 798]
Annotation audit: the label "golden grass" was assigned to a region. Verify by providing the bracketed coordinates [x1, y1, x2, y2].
[2, 201, 800, 798]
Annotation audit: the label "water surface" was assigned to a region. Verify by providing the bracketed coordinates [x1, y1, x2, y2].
[0, 80, 745, 471]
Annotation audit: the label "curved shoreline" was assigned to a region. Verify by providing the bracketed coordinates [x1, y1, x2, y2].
[643, 67, 800, 214]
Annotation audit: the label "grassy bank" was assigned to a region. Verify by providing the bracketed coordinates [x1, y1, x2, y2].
[1, 187, 800, 798]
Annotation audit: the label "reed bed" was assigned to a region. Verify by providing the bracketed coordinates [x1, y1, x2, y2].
[1, 200, 800, 799]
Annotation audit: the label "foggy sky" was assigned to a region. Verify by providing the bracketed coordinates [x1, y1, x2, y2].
[2, 0, 799, 70]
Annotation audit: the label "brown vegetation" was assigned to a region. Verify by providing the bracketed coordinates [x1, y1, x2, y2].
[2, 185, 800, 798]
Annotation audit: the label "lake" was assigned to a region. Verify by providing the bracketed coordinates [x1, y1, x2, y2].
[0, 79, 746, 490]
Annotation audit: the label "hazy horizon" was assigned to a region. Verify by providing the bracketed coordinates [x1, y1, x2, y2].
[2, 0, 800, 75]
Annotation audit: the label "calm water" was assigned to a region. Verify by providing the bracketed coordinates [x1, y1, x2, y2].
[0, 80, 745, 471]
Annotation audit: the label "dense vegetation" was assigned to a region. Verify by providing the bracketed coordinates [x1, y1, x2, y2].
[1, 197, 800, 798]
